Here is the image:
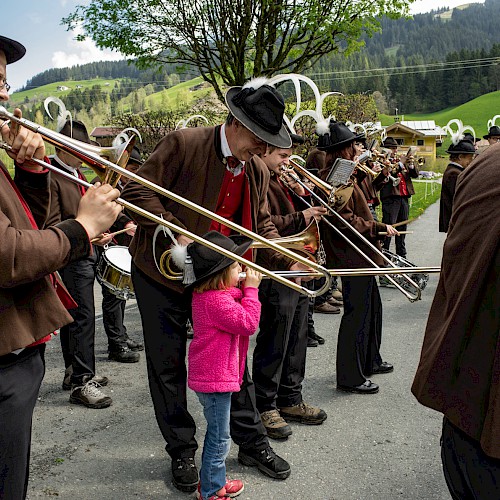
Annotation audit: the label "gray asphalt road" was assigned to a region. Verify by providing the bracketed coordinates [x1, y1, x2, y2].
[28, 201, 449, 500]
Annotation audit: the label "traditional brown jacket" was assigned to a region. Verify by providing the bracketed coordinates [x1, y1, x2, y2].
[121, 126, 293, 292]
[379, 162, 419, 199]
[412, 143, 500, 459]
[0, 161, 90, 355]
[438, 162, 464, 233]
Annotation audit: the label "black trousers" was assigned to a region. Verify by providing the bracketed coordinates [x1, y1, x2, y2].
[101, 285, 128, 351]
[59, 254, 98, 384]
[252, 281, 309, 412]
[441, 417, 500, 500]
[381, 195, 409, 257]
[336, 276, 383, 387]
[132, 265, 269, 459]
[0, 345, 45, 500]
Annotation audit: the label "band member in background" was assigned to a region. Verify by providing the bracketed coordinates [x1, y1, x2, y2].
[122, 79, 304, 492]
[317, 121, 397, 395]
[483, 124, 500, 146]
[0, 34, 121, 500]
[412, 142, 500, 499]
[379, 137, 419, 259]
[439, 138, 476, 233]
[46, 119, 122, 408]
[253, 136, 327, 440]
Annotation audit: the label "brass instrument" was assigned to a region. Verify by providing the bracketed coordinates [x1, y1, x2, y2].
[285, 158, 440, 302]
[360, 151, 400, 187]
[0, 106, 332, 298]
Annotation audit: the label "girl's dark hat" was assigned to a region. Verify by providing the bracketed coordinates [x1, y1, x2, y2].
[186, 231, 253, 287]
[225, 80, 291, 149]
[382, 137, 399, 148]
[0, 35, 26, 64]
[483, 125, 500, 139]
[446, 139, 476, 155]
[317, 120, 364, 151]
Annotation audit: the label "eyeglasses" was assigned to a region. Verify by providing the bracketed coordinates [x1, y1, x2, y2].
[0, 80, 11, 92]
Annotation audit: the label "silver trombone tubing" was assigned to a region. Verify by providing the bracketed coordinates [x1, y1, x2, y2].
[286, 159, 435, 302]
[0, 118, 331, 298]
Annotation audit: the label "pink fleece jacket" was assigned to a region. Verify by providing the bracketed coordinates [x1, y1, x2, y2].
[188, 286, 261, 393]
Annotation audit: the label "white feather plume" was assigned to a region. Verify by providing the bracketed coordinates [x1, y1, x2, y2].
[487, 115, 500, 129]
[443, 119, 467, 145]
[169, 242, 189, 270]
[175, 114, 209, 130]
[242, 77, 270, 90]
[44, 96, 72, 132]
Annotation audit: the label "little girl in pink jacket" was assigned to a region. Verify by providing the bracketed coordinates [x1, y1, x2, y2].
[173, 231, 262, 500]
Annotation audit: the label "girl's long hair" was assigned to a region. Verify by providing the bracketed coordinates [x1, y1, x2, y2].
[193, 264, 234, 293]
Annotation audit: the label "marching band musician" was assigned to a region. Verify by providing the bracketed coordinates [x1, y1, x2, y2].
[379, 137, 419, 260]
[0, 35, 121, 499]
[439, 138, 476, 233]
[121, 78, 306, 492]
[316, 121, 397, 395]
[252, 136, 328, 440]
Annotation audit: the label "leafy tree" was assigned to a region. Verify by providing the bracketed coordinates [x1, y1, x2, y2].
[63, 0, 412, 101]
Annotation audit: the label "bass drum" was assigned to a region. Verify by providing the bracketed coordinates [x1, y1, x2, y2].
[96, 246, 135, 300]
[381, 249, 429, 293]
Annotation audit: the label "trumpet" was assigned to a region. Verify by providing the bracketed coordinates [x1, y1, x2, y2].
[284, 158, 439, 302]
[358, 151, 400, 187]
[0, 106, 332, 298]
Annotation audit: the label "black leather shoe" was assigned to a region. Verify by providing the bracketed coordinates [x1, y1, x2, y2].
[171, 456, 198, 493]
[307, 336, 318, 347]
[108, 347, 140, 363]
[370, 361, 394, 375]
[126, 338, 144, 351]
[337, 380, 379, 394]
[238, 446, 291, 480]
[309, 332, 325, 345]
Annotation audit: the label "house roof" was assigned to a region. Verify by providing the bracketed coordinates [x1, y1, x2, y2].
[385, 121, 447, 138]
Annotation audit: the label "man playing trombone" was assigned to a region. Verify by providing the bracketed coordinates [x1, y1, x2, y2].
[122, 78, 309, 492]
[0, 35, 122, 500]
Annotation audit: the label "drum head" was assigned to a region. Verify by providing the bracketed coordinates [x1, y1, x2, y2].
[104, 246, 132, 273]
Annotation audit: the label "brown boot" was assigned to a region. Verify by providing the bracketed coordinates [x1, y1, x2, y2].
[314, 302, 340, 314]
[278, 401, 327, 425]
[260, 409, 292, 440]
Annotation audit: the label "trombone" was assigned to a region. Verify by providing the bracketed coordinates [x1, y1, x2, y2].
[0, 106, 332, 298]
[283, 158, 440, 302]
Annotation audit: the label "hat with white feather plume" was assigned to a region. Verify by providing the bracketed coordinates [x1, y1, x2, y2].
[443, 119, 476, 154]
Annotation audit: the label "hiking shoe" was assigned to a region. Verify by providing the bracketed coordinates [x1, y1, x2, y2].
[62, 366, 108, 390]
[238, 446, 291, 479]
[108, 347, 140, 363]
[279, 401, 327, 425]
[314, 302, 341, 314]
[196, 478, 244, 499]
[260, 409, 292, 440]
[172, 456, 198, 493]
[331, 289, 343, 301]
[126, 338, 144, 351]
[69, 380, 112, 409]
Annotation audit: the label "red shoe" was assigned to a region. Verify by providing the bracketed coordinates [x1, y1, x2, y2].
[197, 478, 244, 499]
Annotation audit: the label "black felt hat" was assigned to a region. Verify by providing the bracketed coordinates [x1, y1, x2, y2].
[446, 139, 476, 155]
[483, 125, 500, 139]
[290, 133, 305, 145]
[225, 79, 291, 148]
[59, 119, 92, 145]
[184, 231, 253, 287]
[317, 120, 363, 152]
[382, 136, 399, 148]
[0, 35, 26, 64]
[128, 145, 142, 165]
[463, 133, 480, 144]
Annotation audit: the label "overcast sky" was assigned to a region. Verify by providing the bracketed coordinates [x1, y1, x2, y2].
[3, 0, 486, 92]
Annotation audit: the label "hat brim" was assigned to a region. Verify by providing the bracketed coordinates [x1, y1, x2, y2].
[0, 36, 26, 64]
[317, 133, 364, 152]
[186, 236, 253, 288]
[446, 148, 476, 154]
[483, 134, 500, 139]
[225, 87, 292, 148]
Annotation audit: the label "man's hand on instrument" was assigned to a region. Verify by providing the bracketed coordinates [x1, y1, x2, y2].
[1, 108, 45, 166]
[302, 206, 328, 224]
[385, 224, 399, 237]
[75, 183, 122, 240]
[289, 261, 314, 284]
[125, 221, 137, 236]
[176, 234, 193, 247]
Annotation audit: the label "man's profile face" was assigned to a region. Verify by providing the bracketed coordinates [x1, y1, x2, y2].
[229, 120, 267, 162]
[0, 51, 8, 103]
[488, 136, 500, 145]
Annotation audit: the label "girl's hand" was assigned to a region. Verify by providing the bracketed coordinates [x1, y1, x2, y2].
[243, 268, 262, 288]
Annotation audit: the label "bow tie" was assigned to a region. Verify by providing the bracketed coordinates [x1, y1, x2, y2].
[225, 155, 241, 172]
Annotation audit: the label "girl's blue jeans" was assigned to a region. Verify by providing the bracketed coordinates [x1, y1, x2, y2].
[196, 391, 232, 499]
